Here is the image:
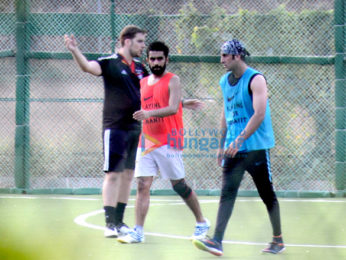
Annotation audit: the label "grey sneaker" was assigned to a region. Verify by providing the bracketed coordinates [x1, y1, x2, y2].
[193, 236, 223, 256]
[262, 242, 285, 254]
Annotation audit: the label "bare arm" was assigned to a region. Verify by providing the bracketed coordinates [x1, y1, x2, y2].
[133, 75, 181, 120]
[182, 98, 204, 110]
[64, 34, 102, 76]
[225, 74, 268, 157]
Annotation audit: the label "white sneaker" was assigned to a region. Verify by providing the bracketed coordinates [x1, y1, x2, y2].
[104, 223, 118, 238]
[191, 218, 210, 240]
[116, 223, 131, 236]
[117, 229, 145, 244]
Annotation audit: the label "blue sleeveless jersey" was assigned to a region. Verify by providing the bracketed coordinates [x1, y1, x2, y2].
[220, 67, 275, 151]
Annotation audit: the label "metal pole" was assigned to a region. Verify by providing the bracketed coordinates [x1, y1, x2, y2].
[334, 0, 345, 193]
[97, 0, 102, 52]
[14, 0, 31, 190]
[110, 0, 116, 53]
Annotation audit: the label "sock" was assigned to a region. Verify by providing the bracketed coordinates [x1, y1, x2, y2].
[134, 225, 143, 235]
[273, 235, 283, 244]
[114, 202, 127, 225]
[197, 219, 206, 225]
[104, 206, 116, 224]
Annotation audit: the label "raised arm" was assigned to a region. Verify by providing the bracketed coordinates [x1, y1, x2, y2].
[133, 75, 181, 120]
[64, 34, 102, 76]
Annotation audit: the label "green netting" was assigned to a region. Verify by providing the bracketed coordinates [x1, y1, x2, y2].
[0, 0, 344, 194]
[0, 0, 16, 189]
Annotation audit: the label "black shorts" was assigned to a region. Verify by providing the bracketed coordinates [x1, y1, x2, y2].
[103, 128, 140, 173]
[221, 150, 276, 197]
[221, 149, 278, 209]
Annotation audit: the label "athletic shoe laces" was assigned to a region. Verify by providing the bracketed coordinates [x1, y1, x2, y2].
[194, 222, 209, 236]
[130, 229, 143, 241]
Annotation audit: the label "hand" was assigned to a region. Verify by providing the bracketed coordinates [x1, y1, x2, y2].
[224, 137, 245, 158]
[64, 34, 78, 52]
[217, 148, 224, 166]
[182, 99, 204, 111]
[133, 110, 150, 121]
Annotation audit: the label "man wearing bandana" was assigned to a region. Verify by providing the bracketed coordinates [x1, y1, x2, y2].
[192, 39, 285, 256]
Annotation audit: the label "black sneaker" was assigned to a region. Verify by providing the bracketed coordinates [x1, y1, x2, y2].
[262, 242, 285, 254]
[193, 237, 223, 256]
[116, 222, 131, 236]
[104, 223, 118, 238]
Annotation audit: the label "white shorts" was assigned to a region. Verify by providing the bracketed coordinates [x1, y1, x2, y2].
[135, 145, 185, 180]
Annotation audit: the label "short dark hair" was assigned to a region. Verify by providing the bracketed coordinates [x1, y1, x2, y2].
[147, 41, 169, 58]
[119, 25, 147, 46]
[232, 55, 246, 61]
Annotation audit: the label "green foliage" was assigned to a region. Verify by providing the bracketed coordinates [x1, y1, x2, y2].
[175, 3, 334, 56]
[175, 1, 202, 55]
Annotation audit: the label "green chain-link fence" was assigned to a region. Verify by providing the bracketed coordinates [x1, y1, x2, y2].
[0, 0, 345, 196]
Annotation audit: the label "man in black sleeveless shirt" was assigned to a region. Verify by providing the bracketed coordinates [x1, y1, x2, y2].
[64, 25, 148, 238]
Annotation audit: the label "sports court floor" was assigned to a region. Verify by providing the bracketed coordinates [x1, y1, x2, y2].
[1, 195, 345, 260]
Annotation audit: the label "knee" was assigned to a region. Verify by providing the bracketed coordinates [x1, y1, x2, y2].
[220, 183, 238, 201]
[220, 190, 237, 202]
[259, 190, 278, 208]
[172, 179, 192, 199]
[137, 178, 151, 195]
[104, 172, 119, 183]
[121, 169, 134, 183]
[264, 196, 279, 211]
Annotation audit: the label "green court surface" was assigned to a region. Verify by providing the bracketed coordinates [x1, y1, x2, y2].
[0, 195, 345, 260]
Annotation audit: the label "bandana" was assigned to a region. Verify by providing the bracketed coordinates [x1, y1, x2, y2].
[221, 39, 250, 56]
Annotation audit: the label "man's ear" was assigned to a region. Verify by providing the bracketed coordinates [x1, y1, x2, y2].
[124, 38, 131, 47]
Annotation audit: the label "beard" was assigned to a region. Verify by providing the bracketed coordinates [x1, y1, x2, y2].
[149, 64, 166, 76]
[130, 49, 140, 58]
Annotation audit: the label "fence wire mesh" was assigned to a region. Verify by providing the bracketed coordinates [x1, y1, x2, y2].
[0, 0, 339, 192]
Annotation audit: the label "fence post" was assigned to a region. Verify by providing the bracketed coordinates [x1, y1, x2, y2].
[334, 0, 345, 193]
[14, 0, 31, 190]
[110, 0, 116, 53]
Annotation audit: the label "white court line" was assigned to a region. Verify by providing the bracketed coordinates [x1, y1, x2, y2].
[0, 195, 345, 203]
[73, 206, 346, 249]
[0, 195, 99, 201]
[0, 195, 183, 202]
